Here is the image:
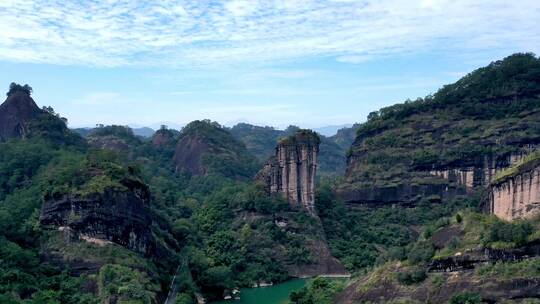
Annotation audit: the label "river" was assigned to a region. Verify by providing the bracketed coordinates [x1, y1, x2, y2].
[212, 279, 308, 304]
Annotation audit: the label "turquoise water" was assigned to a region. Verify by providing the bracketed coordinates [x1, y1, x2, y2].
[213, 279, 308, 304]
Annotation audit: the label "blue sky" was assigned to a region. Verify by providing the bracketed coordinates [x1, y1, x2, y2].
[1, 1, 539, 129]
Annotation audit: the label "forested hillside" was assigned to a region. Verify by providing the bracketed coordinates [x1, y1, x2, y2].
[0, 92, 343, 303]
[2, 53, 540, 304]
[337, 53, 540, 205]
[302, 53, 540, 304]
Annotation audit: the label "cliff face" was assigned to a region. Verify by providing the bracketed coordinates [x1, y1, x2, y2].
[428, 150, 530, 193]
[0, 91, 42, 140]
[173, 134, 211, 175]
[485, 155, 540, 221]
[258, 130, 320, 213]
[339, 54, 540, 206]
[40, 178, 154, 255]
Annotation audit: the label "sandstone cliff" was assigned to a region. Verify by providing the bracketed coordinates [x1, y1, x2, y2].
[257, 130, 320, 213]
[485, 153, 540, 221]
[0, 91, 42, 140]
[40, 169, 154, 256]
[339, 54, 540, 206]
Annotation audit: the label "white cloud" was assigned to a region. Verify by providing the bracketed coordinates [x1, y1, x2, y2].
[0, 0, 538, 67]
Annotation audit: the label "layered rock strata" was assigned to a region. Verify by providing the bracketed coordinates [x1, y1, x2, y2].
[485, 158, 540, 221]
[258, 130, 320, 213]
[40, 178, 154, 255]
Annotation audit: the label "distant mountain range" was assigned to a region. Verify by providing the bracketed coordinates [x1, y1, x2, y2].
[73, 123, 354, 139]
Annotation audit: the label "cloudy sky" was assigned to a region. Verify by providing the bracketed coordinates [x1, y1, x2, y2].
[1, 0, 539, 129]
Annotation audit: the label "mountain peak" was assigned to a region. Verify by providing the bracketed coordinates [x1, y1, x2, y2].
[0, 90, 42, 140]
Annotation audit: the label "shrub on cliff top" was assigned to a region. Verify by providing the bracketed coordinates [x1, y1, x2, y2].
[278, 129, 320, 146]
[6, 82, 33, 97]
[449, 292, 482, 304]
[492, 150, 540, 184]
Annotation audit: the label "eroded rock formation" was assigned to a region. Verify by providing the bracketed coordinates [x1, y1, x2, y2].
[0, 91, 42, 140]
[485, 157, 540, 221]
[428, 150, 531, 192]
[258, 130, 320, 213]
[340, 148, 537, 206]
[40, 178, 154, 255]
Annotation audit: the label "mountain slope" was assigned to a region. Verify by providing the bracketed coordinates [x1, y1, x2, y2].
[338, 53, 540, 206]
[173, 120, 260, 178]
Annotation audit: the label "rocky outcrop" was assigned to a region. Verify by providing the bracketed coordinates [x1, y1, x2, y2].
[286, 239, 349, 278]
[335, 264, 540, 304]
[485, 155, 540, 221]
[173, 120, 257, 178]
[40, 178, 154, 256]
[257, 130, 320, 213]
[428, 241, 540, 272]
[428, 150, 531, 192]
[340, 148, 537, 206]
[0, 91, 42, 140]
[339, 54, 540, 207]
[152, 128, 176, 148]
[173, 135, 211, 175]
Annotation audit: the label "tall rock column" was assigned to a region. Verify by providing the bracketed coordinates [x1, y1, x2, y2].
[257, 130, 320, 214]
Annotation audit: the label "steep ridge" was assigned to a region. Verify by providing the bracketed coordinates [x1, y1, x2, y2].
[338, 53, 540, 206]
[39, 160, 154, 256]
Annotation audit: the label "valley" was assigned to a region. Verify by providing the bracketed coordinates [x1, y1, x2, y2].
[1, 53, 540, 304]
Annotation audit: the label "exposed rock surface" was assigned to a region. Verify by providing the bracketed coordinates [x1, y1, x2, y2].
[485, 155, 540, 221]
[429, 241, 540, 272]
[335, 265, 540, 304]
[0, 91, 42, 140]
[341, 145, 537, 206]
[174, 135, 211, 175]
[40, 178, 154, 255]
[286, 239, 349, 278]
[338, 54, 540, 206]
[428, 150, 531, 192]
[231, 123, 350, 176]
[257, 130, 320, 213]
[152, 128, 177, 148]
[173, 120, 258, 178]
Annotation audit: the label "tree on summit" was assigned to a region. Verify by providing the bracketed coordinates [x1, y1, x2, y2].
[6, 82, 33, 97]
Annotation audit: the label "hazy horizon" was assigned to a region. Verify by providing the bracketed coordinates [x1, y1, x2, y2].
[1, 1, 539, 128]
